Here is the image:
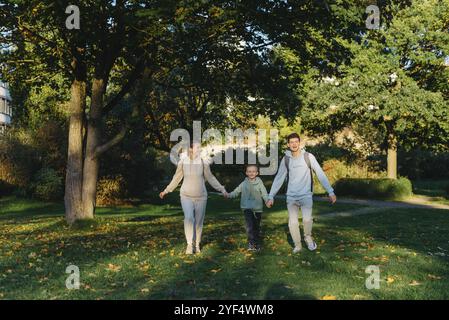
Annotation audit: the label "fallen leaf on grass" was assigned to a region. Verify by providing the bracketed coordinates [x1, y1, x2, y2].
[409, 280, 421, 286]
[106, 264, 121, 272]
[427, 274, 442, 280]
[28, 252, 37, 259]
[210, 268, 221, 274]
[139, 264, 150, 272]
[386, 277, 395, 284]
[321, 295, 337, 300]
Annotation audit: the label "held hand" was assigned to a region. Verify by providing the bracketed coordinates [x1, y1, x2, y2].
[222, 191, 229, 199]
[159, 191, 167, 199]
[266, 199, 274, 208]
[329, 194, 337, 204]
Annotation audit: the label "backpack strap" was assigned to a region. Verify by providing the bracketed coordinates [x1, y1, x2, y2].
[284, 155, 290, 183]
[304, 152, 313, 192]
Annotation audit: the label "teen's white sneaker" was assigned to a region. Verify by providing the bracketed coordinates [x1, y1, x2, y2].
[304, 236, 317, 251]
[185, 244, 193, 255]
[293, 246, 302, 254]
[195, 245, 201, 254]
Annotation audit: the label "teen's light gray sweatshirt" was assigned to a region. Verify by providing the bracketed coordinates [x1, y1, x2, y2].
[268, 149, 335, 202]
[163, 154, 226, 200]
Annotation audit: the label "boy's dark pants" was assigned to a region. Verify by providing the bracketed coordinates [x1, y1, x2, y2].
[243, 209, 262, 246]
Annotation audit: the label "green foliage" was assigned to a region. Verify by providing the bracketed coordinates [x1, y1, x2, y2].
[31, 168, 64, 201]
[306, 143, 352, 163]
[334, 177, 413, 200]
[0, 122, 66, 196]
[96, 175, 128, 206]
[100, 116, 165, 197]
[277, 0, 449, 158]
[398, 149, 449, 180]
[0, 130, 41, 193]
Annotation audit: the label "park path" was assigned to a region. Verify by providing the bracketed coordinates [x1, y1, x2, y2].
[211, 192, 449, 218]
[312, 196, 449, 218]
[267, 194, 449, 219]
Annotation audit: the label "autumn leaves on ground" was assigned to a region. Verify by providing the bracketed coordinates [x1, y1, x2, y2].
[0, 194, 448, 300]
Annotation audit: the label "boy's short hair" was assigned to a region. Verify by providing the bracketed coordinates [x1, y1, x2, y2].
[245, 164, 259, 172]
[287, 132, 301, 143]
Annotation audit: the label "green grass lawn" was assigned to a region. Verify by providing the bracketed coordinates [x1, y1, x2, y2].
[0, 194, 448, 300]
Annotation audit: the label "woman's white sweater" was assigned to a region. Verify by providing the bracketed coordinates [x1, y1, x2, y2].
[163, 154, 226, 200]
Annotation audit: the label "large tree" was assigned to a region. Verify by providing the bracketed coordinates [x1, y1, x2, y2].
[290, 0, 449, 179]
[1, 0, 175, 223]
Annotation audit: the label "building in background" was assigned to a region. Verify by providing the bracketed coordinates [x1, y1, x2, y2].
[0, 81, 12, 133]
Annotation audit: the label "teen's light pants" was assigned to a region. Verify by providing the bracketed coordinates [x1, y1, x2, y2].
[180, 196, 207, 246]
[286, 196, 313, 247]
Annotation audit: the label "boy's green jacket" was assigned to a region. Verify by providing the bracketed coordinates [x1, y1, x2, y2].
[229, 177, 269, 212]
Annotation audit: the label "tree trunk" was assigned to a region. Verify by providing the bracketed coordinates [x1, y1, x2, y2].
[65, 79, 86, 224]
[81, 78, 105, 219]
[387, 131, 397, 179]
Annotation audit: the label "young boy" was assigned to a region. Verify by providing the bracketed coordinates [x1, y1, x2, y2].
[226, 165, 269, 251]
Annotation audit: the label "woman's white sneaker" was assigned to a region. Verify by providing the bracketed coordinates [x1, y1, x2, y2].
[185, 244, 193, 255]
[293, 246, 302, 254]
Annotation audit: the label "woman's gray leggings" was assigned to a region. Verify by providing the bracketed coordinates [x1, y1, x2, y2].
[180, 196, 207, 246]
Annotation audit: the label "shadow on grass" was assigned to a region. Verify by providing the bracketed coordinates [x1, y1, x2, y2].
[2, 195, 449, 299]
[265, 282, 316, 299]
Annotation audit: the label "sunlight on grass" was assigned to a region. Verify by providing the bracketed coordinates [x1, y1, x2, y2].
[0, 195, 448, 299]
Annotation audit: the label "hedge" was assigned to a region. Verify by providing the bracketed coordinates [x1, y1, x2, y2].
[333, 177, 413, 200]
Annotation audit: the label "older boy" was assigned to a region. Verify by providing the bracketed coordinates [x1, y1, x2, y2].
[266, 133, 337, 253]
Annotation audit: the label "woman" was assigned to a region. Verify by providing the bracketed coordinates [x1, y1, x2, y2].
[159, 141, 227, 255]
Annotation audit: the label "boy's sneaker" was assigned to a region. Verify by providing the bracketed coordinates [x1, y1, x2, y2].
[195, 245, 201, 254]
[304, 236, 317, 251]
[248, 243, 257, 251]
[185, 244, 193, 255]
[293, 246, 302, 254]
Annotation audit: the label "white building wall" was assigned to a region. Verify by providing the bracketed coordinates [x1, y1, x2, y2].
[0, 82, 12, 132]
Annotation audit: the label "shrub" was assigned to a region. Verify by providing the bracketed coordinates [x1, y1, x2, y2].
[0, 132, 41, 194]
[0, 123, 66, 196]
[0, 179, 14, 196]
[333, 177, 413, 200]
[313, 159, 385, 194]
[96, 175, 128, 206]
[32, 168, 64, 201]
